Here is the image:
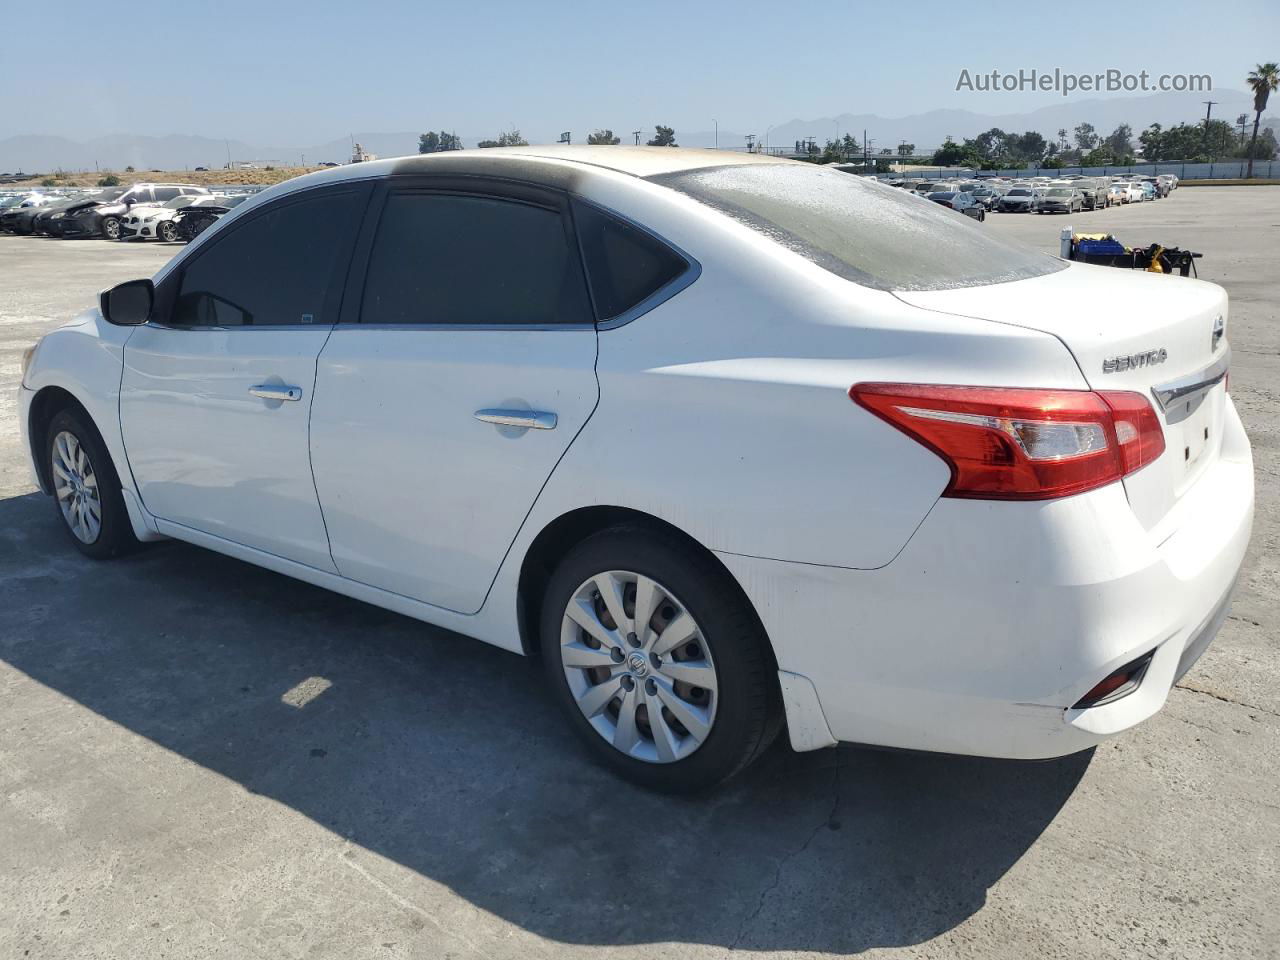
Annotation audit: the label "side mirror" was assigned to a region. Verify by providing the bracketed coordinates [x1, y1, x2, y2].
[99, 278, 154, 326]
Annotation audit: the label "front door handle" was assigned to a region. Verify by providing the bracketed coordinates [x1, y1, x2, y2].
[474, 408, 557, 430]
[249, 384, 303, 402]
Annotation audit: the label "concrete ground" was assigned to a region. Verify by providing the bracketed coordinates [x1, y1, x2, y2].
[1, 188, 1277, 960]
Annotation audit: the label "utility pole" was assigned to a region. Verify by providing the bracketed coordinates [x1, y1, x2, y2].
[713, 118, 718, 149]
[225, 139, 231, 170]
[1202, 100, 1218, 156]
[633, 130, 642, 145]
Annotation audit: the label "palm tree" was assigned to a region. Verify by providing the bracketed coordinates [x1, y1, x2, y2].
[1246, 62, 1279, 178]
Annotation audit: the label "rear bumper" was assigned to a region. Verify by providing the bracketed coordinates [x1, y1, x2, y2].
[721, 397, 1254, 759]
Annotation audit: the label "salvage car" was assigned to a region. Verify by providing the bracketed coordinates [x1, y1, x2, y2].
[60, 183, 210, 239]
[997, 186, 1039, 212]
[120, 195, 230, 242]
[32, 197, 91, 237]
[171, 193, 250, 242]
[1034, 186, 1084, 214]
[926, 189, 985, 220]
[0, 193, 58, 233]
[19, 147, 1252, 791]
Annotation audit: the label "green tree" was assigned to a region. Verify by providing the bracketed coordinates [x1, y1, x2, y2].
[1073, 122, 1099, 152]
[1103, 123, 1133, 157]
[1138, 123, 1164, 160]
[1246, 62, 1280, 177]
[41, 177, 57, 186]
[930, 137, 978, 167]
[897, 142, 915, 157]
[418, 131, 462, 153]
[1237, 126, 1278, 160]
[98, 174, 121, 186]
[587, 129, 621, 145]
[477, 129, 529, 149]
[1012, 131, 1048, 164]
[646, 125, 677, 147]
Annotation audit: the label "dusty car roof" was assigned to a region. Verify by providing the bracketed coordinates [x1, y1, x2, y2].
[394, 145, 795, 177]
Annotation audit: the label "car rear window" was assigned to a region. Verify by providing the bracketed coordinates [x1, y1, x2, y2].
[650, 164, 1062, 291]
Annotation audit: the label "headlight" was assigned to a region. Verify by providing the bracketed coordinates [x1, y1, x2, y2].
[21, 339, 41, 386]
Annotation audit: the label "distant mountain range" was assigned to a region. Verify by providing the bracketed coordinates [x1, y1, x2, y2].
[1, 91, 1273, 172]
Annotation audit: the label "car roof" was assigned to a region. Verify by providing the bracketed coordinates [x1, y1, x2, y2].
[264, 146, 797, 202]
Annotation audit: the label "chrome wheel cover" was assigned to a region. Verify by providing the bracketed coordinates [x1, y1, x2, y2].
[52, 431, 102, 544]
[560, 570, 718, 764]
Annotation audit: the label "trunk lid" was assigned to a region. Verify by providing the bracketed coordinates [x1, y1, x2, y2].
[896, 263, 1229, 533]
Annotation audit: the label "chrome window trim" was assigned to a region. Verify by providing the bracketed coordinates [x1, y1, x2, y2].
[1151, 348, 1231, 411]
[143, 322, 336, 333]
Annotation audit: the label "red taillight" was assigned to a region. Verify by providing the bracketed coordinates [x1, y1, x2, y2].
[850, 383, 1165, 500]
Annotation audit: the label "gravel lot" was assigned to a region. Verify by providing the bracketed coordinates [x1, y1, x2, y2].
[1, 187, 1277, 960]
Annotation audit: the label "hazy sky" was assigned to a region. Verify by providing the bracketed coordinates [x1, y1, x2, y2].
[5, 0, 1276, 143]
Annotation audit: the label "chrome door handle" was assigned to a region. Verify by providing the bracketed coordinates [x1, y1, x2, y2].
[249, 384, 303, 402]
[474, 408, 557, 430]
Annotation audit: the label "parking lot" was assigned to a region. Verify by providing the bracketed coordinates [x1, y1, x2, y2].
[1, 185, 1277, 959]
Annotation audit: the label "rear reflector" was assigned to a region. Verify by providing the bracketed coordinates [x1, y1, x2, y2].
[850, 383, 1165, 500]
[1072, 650, 1155, 709]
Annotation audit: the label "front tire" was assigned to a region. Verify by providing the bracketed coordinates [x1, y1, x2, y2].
[158, 220, 178, 242]
[46, 408, 138, 559]
[540, 526, 781, 792]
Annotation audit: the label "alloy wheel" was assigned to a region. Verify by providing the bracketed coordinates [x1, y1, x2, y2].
[51, 430, 102, 544]
[559, 570, 718, 763]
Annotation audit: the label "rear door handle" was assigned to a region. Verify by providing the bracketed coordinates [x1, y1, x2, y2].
[474, 408, 557, 430]
[249, 384, 303, 402]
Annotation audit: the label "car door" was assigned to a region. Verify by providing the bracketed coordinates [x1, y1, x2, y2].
[308, 179, 600, 614]
[120, 182, 369, 571]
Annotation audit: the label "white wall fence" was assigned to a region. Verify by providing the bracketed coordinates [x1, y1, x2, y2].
[905, 159, 1279, 180]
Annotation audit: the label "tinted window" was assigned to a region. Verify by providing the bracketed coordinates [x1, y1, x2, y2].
[573, 199, 688, 321]
[153, 187, 181, 202]
[652, 164, 1062, 291]
[360, 192, 591, 325]
[172, 189, 363, 327]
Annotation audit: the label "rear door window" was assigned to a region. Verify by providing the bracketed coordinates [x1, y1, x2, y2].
[359, 192, 592, 326]
[651, 164, 1063, 291]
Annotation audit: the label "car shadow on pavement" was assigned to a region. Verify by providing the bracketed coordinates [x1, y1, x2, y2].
[0, 491, 1091, 953]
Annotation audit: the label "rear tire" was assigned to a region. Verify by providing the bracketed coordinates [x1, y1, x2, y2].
[540, 525, 781, 792]
[46, 408, 139, 559]
[101, 216, 121, 240]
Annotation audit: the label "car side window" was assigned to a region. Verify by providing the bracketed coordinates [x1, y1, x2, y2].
[171, 189, 364, 328]
[572, 199, 689, 321]
[359, 192, 592, 325]
[153, 187, 181, 202]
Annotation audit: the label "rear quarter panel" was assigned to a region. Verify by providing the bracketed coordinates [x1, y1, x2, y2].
[522, 172, 1089, 570]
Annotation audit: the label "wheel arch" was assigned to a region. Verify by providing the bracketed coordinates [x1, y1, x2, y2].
[514, 505, 776, 673]
[26, 385, 94, 494]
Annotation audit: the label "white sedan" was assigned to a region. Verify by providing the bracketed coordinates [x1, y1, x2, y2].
[18, 147, 1252, 791]
[1115, 182, 1146, 203]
